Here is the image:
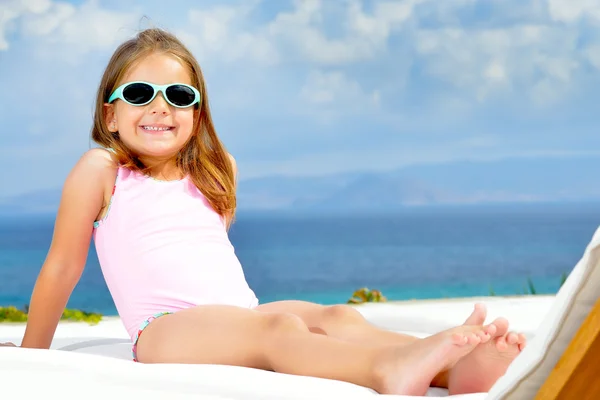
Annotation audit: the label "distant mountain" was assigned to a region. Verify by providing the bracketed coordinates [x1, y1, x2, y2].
[289, 173, 450, 210]
[241, 155, 600, 210]
[234, 173, 356, 210]
[2, 155, 600, 215]
[237, 155, 600, 210]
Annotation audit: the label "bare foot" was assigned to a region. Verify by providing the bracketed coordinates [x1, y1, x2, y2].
[0, 342, 16, 347]
[447, 304, 527, 395]
[373, 323, 496, 396]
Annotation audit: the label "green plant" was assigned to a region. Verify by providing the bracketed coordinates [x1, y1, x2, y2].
[347, 287, 387, 304]
[526, 277, 537, 295]
[0, 305, 102, 325]
[560, 272, 568, 287]
[60, 308, 103, 325]
[0, 306, 28, 322]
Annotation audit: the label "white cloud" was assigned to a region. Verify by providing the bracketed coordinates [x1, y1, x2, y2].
[267, 0, 373, 65]
[182, 0, 418, 68]
[348, 0, 420, 39]
[547, 0, 600, 23]
[1, 0, 142, 60]
[267, 0, 416, 65]
[0, 0, 52, 50]
[20, 2, 74, 37]
[484, 62, 507, 81]
[182, 3, 279, 66]
[298, 69, 381, 123]
[414, 23, 581, 104]
[301, 70, 361, 104]
[584, 44, 600, 69]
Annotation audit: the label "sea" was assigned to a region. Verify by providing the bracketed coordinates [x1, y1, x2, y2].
[1, 202, 599, 316]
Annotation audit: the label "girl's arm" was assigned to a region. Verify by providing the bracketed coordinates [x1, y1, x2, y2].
[20, 149, 115, 349]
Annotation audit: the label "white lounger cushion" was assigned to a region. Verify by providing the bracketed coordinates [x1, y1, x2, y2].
[487, 226, 600, 399]
[0, 345, 484, 400]
[0, 296, 555, 400]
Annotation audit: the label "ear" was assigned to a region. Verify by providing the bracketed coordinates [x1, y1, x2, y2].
[104, 103, 118, 132]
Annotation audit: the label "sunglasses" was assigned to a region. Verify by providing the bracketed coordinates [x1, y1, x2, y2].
[108, 81, 201, 108]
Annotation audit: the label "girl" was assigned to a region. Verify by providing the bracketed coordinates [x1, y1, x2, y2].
[13, 28, 526, 396]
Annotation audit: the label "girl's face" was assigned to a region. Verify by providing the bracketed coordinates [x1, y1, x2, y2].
[104, 52, 197, 162]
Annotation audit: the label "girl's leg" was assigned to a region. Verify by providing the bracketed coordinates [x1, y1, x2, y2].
[255, 300, 452, 386]
[256, 300, 440, 345]
[255, 300, 524, 393]
[135, 304, 496, 396]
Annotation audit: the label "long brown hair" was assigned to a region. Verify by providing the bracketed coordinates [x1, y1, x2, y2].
[91, 28, 236, 227]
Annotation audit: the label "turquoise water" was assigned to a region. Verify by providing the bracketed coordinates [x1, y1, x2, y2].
[1, 203, 598, 315]
[259, 275, 565, 305]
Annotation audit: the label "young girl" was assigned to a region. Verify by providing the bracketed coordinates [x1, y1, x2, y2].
[11, 28, 526, 396]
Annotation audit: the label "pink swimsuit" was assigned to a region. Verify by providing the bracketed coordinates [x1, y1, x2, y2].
[92, 166, 259, 359]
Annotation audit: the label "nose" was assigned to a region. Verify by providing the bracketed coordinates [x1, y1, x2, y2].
[147, 91, 170, 115]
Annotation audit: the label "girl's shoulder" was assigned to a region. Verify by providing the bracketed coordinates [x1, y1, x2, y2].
[50, 148, 119, 238]
[78, 147, 119, 175]
[71, 147, 119, 193]
[85, 147, 119, 163]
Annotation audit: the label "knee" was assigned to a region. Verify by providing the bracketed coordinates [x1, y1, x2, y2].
[263, 312, 308, 334]
[321, 304, 365, 325]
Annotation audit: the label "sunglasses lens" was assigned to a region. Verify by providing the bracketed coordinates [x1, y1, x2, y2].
[122, 83, 154, 104]
[166, 84, 196, 107]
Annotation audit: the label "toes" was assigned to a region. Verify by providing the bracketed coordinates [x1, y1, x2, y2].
[507, 332, 519, 345]
[475, 329, 491, 343]
[495, 336, 508, 351]
[464, 303, 487, 325]
[519, 333, 527, 343]
[483, 322, 497, 337]
[518, 342, 526, 351]
[489, 317, 509, 337]
[466, 332, 482, 345]
[452, 331, 483, 346]
[452, 333, 469, 345]
[518, 334, 527, 351]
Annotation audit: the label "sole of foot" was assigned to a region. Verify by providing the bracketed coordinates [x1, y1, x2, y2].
[374, 323, 496, 396]
[447, 303, 527, 395]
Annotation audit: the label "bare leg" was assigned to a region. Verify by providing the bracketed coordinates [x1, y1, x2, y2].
[135, 304, 497, 395]
[256, 300, 449, 345]
[255, 301, 525, 391]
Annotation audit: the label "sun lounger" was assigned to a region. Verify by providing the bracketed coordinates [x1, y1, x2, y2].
[486, 226, 600, 400]
[1, 226, 599, 399]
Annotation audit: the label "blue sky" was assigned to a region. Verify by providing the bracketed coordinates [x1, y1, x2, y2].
[2, 0, 600, 198]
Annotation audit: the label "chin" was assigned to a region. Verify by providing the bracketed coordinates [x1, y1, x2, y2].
[135, 144, 182, 159]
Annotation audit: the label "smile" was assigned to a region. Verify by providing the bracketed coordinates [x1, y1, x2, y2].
[140, 125, 174, 132]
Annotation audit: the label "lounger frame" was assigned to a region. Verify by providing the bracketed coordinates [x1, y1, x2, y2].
[535, 298, 600, 399]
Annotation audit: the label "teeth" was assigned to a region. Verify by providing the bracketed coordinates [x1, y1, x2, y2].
[142, 126, 170, 131]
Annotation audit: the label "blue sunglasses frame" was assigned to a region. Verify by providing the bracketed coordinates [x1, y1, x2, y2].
[108, 81, 201, 108]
